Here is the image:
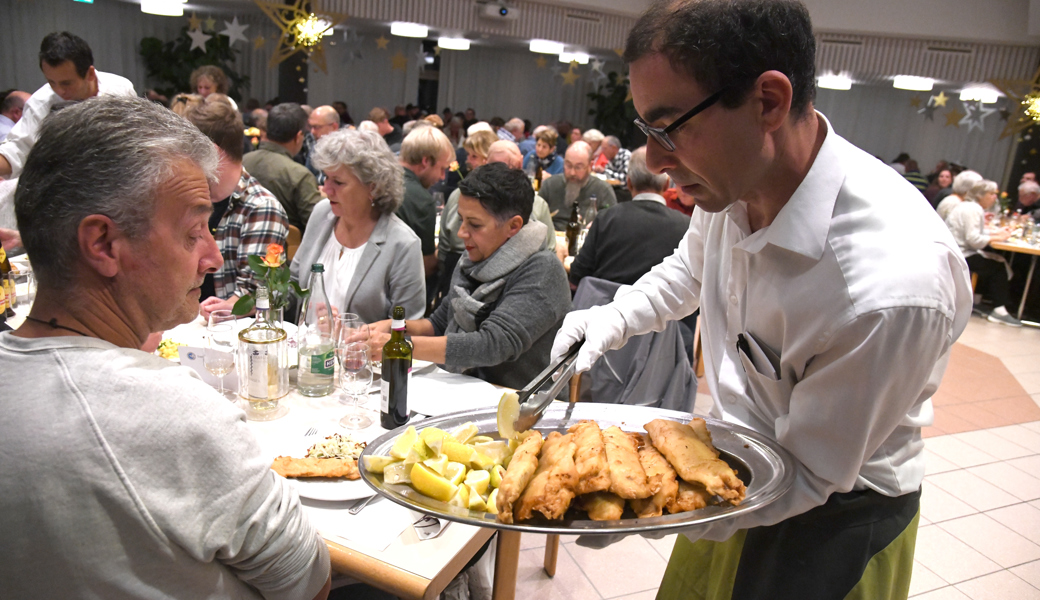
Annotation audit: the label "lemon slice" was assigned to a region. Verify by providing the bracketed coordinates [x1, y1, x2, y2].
[423, 455, 449, 476]
[451, 422, 478, 444]
[496, 391, 520, 440]
[486, 488, 500, 514]
[489, 464, 506, 489]
[383, 462, 411, 484]
[465, 469, 490, 497]
[362, 455, 398, 473]
[466, 485, 488, 511]
[442, 441, 477, 464]
[448, 481, 470, 507]
[390, 426, 418, 459]
[410, 462, 458, 502]
[445, 461, 468, 486]
[473, 440, 511, 466]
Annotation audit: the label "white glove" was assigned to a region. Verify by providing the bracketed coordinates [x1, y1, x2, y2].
[550, 305, 628, 374]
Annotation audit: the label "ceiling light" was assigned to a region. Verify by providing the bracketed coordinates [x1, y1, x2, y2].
[529, 39, 564, 54]
[559, 52, 590, 64]
[817, 74, 852, 90]
[892, 75, 934, 91]
[959, 86, 1000, 104]
[390, 22, 428, 38]
[140, 0, 186, 16]
[438, 37, 471, 51]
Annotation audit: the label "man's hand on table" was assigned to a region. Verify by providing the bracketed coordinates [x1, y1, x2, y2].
[990, 228, 1013, 243]
[0, 227, 21, 251]
[200, 296, 240, 320]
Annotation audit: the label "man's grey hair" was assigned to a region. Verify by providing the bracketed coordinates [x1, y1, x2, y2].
[582, 129, 605, 144]
[603, 135, 622, 149]
[15, 95, 217, 290]
[402, 119, 432, 135]
[627, 146, 669, 193]
[965, 179, 998, 203]
[952, 170, 982, 197]
[1019, 180, 1040, 196]
[504, 118, 525, 135]
[312, 128, 404, 215]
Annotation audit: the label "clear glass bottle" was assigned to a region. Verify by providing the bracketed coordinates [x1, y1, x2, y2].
[236, 286, 289, 416]
[297, 264, 336, 396]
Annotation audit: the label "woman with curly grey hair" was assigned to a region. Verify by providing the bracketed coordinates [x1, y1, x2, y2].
[290, 128, 426, 322]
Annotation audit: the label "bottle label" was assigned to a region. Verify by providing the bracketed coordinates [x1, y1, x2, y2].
[246, 345, 270, 399]
[381, 378, 390, 412]
[308, 349, 335, 375]
[391, 319, 405, 331]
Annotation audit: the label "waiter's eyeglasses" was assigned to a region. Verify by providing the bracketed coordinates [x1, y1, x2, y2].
[633, 89, 726, 152]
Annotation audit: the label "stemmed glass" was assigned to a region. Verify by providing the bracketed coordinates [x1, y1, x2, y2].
[338, 342, 374, 429]
[205, 310, 237, 399]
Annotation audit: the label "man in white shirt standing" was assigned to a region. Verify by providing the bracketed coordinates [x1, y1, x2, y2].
[0, 31, 135, 178]
[553, 1, 972, 599]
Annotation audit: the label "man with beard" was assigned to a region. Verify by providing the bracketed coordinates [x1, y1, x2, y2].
[539, 141, 617, 231]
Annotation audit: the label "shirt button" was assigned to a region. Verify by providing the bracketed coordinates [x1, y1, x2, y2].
[729, 294, 738, 304]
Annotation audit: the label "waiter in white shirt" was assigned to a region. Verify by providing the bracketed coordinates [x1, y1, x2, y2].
[552, 1, 972, 599]
[0, 31, 135, 178]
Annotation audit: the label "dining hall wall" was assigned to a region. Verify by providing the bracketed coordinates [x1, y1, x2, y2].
[816, 85, 1015, 184]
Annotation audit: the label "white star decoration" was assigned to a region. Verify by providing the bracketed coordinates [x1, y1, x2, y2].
[590, 58, 605, 73]
[959, 99, 997, 133]
[220, 16, 249, 46]
[187, 28, 212, 52]
[415, 46, 429, 72]
[341, 28, 364, 63]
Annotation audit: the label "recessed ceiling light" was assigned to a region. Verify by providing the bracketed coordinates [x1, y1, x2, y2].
[559, 52, 589, 64]
[140, 0, 186, 16]
[959, 86, 1000, 103]
[390, 22, 428, 38]
[529, 39, 564, 54]
[817, 74, 852, 90]
[438, 37, 471, 51]
[892, 75, 934, 91]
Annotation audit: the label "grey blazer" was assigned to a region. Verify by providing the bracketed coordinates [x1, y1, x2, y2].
[290, 200, 426, 322]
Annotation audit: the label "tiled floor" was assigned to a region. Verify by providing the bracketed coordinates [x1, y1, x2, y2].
[514, 317, 1040, 599]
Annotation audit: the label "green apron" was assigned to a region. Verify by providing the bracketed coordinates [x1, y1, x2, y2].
[658, 488, 921, 600]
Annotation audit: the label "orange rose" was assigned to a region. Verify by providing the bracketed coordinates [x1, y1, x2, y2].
[262, 243, 284, 268]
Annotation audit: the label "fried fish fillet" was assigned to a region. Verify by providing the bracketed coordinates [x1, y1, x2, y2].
[270, 456, 360, 479]
[629, 433, 679, 518]
[602, 426, 652, 500]
[515, 431, 578, 521]
[644, 419, 746, 505]
[568, 421, 612, 495]
[496, 430, 544, 524]
[578, 491, 626, 521]
[668, 481, 711, 513]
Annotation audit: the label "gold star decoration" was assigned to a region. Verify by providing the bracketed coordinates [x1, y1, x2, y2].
[535, 56, 547, 69]
[991, 66, 1040, 139]
[204, 17, 217, 31]
[375, 35, 390, 49]
[187, 12, 203, 31]
[253, 34, 267, 49]
[434, 46, 441, 56]
[391, 51, 408, 70]
[613, 47, 624, 57]
[909, 95, 922, 108]
[944, 107, 965, 127]
[560, 65, 580, 86]
[253, 0, 348, 74]
[932, 91, 949, 107]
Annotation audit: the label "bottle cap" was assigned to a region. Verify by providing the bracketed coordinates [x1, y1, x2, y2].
[311, 263, 325, 273]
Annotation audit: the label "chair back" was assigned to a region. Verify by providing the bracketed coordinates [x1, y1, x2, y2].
[286, 224, 302, 261]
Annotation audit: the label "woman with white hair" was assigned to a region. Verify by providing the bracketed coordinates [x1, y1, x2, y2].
[945, 179, 1019, 325]
[290, 128, 426, 322]
[937, 170, 982, 222]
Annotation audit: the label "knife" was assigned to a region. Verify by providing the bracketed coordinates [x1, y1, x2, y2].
[511, 340, 583, 433]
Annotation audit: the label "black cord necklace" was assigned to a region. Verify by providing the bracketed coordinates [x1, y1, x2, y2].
[23, 315, 92, 338]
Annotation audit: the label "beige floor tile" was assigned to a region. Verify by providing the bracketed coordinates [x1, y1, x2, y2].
[645, 534, 677, 562]
[1033, 499, 1040, 511]
[910, 562, 949, 596]
[938, 513, 1040, 568]
[925, 436, 1000, 468]
[1009, 455, 1040, 478]
[988, 503, 1040, 548]
[914, 524, 1002, 584]
[1001, 355, 1040, 375]
[990, 424, 1040, 452]
[607, 591, 659, 600]
[1015, 372, 1040, 395]
[1021, 420, 1040, 434]
[1010, 560, 1040, 590]
[968, 462, 1040, 501]
[921, 481, 977, 523]
[564, 535, 667, 598]
[515, 546, 602, 600]
[954, 430, 1035, 460]
[910, 585, 972, 599]
[925, 449, 960, 475]
[954, 570, 1040, 600]
[927, 470, 1021, 512]
[520, 533, 548, 550]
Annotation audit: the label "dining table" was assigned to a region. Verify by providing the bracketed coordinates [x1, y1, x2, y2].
[989, 239, 1040, 321]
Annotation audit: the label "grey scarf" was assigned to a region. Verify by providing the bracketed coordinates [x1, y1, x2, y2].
[446, 220, 548, 336]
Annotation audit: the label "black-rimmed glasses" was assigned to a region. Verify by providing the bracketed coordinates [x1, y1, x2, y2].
[634, 89, 726, 152]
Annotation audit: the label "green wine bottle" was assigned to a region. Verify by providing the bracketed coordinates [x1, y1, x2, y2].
[380, 306, 412, 429]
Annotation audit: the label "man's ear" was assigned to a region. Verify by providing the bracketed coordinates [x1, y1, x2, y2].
[78, 215, 123, 278]
[754, 70, 793, 133]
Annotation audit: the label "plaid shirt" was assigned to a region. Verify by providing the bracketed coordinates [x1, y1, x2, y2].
[604, 148, 632, 184]
[212, 169, 290, 299]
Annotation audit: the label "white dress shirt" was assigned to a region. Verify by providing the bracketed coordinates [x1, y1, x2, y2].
[610, 113, 973, 541]
[0, 70, 136, 177]
[0, 114, 15, 141]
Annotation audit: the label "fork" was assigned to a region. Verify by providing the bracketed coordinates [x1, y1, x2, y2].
[348, 495, 376, 515]
[304, 427, 318, 437]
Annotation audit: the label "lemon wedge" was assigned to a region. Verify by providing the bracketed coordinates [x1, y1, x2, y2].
[486, 489, 500, 514]
[489, 464, 506, 489]
[362, 455, 399, 473]
[496, 392, 520, 440]
[466, 485, 487, 511]
[423, 455, 449, 476]
[411, 462, 458, 502]
[470, 435, 495, 445]
[383, 462, 411, 484]
[448, 481, 470, 507]
[451, 422, 478, 444]
[442, 440, 477, 464]
[390, 426, 418, 459]
[474, 440, 511, 466]
[445, 461, 468, 486]
[465, 469, 491, 497]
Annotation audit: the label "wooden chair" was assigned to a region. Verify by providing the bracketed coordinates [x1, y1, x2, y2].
[541, 374, 586, 576]
[286, 224, 302, 261]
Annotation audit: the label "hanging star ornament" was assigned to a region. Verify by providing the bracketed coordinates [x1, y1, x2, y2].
[560, 65, 580, 86]
[253, 0, 348, 74]
[932, 91, 949, 107]
[253, 35, 267, 50]
[414, 46, 429, 72]
[187, 12, 203, 31]
[909, 95, 922, 108]
[991, 66, 1040, 139]
[589, 68, 609, 88]
[187, 28, 212, 52]
[204, 17, 217, 32]
[375, 35, 390, 50]
[341, 28, 364, 63]
[535, 56, 547, 69]
[220, 17, 250, 46]
[944, 107, 965, 127]
[391, 51, 408, 71]
[590, 58, 605, 73]
[959, 99, 996, 133]
[918, 95, 938, 121]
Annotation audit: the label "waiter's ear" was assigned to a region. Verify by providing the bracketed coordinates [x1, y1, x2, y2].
[754, 71, 793, 134]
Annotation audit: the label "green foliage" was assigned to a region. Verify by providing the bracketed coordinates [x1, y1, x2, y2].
[232, 253, 307, 317]
[139, 26, 249, 101]
[587, 71, 640, 148]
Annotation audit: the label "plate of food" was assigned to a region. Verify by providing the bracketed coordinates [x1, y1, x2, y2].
[272, 431, 379, 502]
[357, 402, 795, 535]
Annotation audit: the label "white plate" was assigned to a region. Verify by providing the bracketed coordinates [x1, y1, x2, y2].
[284, 429, 382, 502]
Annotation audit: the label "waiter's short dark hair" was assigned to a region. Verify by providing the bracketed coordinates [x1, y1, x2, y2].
[265, 103, 307, 144]
[39, 32, 94, 78]
[624, 0, 817, 118]
[458, 163, 533, 225]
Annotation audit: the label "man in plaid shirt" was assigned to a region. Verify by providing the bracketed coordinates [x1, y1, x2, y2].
[593, 135, 633, 184]
[184, 100, 289, 319]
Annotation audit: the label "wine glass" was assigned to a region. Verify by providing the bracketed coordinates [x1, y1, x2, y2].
[206, 310, 237, 399]
[338, 342, 374, 429]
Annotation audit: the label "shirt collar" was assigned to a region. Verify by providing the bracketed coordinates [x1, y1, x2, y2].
[258, 140, 294, 159]
[738, 112, 845, 260]
[631, 192, 666, 205]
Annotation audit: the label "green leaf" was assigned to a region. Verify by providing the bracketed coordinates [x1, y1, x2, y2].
[232, 294, 255, 316]
[290, 280, 308, 298]
[247, 254, 269, 277]
[274, 264, 291, 285]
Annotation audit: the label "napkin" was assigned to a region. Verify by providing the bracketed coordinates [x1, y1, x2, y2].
[176, 346, 240, 389]
[407, 371, 502, 417]
[305, 496, 416, 553]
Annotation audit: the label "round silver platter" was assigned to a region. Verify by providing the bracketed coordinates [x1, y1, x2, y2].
[359, 403, 796, 535]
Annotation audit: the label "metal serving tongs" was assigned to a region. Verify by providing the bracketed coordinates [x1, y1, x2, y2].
[511, 340, 583, 433]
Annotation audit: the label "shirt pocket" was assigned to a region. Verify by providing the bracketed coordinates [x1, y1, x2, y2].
[736, 335, 791, 425]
